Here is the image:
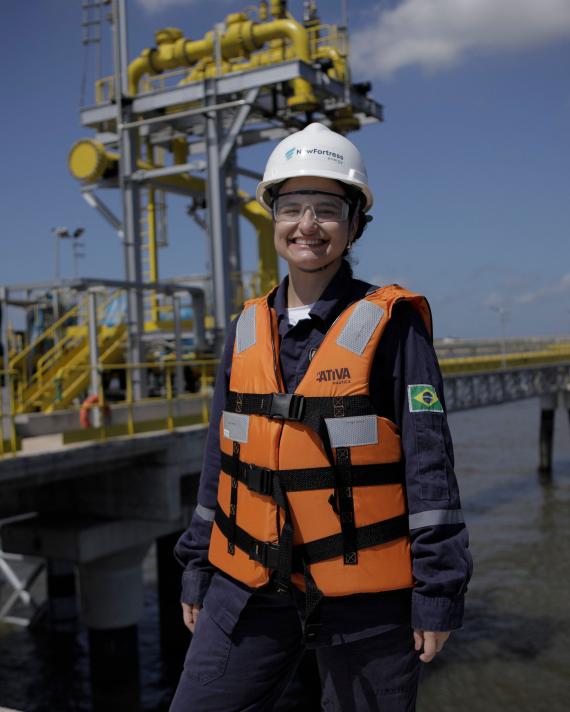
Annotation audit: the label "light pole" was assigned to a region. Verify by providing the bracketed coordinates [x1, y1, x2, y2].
[52, 227, 86, 280]
[489, 305, 511, 368]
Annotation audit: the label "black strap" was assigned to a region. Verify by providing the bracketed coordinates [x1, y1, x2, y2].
[292, 514, 409, 568]
[335, 446, 358, 566]
[220, 452, 404, 495]
[225, 391, 376, 436]
[273, 475, 294, 594]
[302, 563, 324, 645]
[214, 505, 409, 571]
[227, 442, 240, 555]
[215, 505, 280, 569]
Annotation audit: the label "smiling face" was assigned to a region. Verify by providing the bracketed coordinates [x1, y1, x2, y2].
[272, 176, 356, 275]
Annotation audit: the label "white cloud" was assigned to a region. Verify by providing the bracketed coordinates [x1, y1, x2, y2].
[515, 272, 570, 305]
[350, 0, 570, 78]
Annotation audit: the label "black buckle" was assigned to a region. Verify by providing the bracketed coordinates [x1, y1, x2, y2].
[249, 540, 280, 569]
[243, 464, 273, 496]
[303, 623, 321, 645]
[268, 393, 305, 421]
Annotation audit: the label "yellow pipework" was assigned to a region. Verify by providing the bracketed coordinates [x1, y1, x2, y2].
[69, 139, 278, 296]
[127, 14, 317, 110]
[238, 195, 279, 294]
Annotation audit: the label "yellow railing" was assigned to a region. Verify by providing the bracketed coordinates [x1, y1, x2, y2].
[440, 347, 570, 375]
[9, 302, 82, 384]
[0, 357, 218, 456]
[46, 359, 218, 440]
[0, 369, 19, 456]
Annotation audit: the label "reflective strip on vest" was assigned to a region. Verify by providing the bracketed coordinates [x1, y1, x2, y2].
[236, 305, 256, 353]
[408, 509, 464, 530]
[195, 503, 216, 522]
[222, 411, 250, 443]
[324, 414, 378, 448]
[336, 300, 384, 355]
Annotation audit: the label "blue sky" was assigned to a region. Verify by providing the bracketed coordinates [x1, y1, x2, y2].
[1, 0, 569, 338]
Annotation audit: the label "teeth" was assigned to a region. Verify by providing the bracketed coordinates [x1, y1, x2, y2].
[292, 239, 324, 246]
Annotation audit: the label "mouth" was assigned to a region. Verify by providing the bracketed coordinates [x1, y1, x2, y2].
[287, 238, 327, 247]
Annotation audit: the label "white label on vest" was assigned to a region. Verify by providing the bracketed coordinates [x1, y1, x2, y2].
[324, 415, 378, 448]
[222, 411, 250, 443]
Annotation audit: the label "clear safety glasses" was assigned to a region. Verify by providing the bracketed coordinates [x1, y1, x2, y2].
[272, 190, 351, 224]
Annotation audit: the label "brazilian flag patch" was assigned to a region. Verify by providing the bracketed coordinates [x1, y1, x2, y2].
[408, 384, 444, 413]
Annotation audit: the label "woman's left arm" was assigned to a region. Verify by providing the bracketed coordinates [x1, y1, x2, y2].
[371, 301, 473, 634]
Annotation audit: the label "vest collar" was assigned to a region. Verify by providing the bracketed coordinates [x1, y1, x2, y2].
[272, 260, 356, 334]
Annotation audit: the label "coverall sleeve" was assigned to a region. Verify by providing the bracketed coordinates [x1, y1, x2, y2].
[373, 302, 473, 631]
[174, 320, 237, 606]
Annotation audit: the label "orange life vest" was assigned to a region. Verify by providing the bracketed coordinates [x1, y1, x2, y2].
[208, 284, 432, 597]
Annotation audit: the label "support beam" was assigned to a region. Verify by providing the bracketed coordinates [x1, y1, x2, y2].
[204, 78, 232, 352]
[82, 191, 124, 238]
[87, 288, 101, 428]
[112, 0, 146, 399]
[219, 88, 259, 167]
[172, 292, 184, 395]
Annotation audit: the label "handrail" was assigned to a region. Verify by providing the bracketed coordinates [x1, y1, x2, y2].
[440, 348, 570, 375]
[9, 301, 82, 372]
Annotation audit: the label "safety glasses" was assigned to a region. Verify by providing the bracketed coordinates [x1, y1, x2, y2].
[272, 190, 350, 224]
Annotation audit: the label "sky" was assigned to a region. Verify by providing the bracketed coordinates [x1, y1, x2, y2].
[1, 0, 569, 339]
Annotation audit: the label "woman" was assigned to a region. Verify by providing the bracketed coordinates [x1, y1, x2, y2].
[170, 123, 472, 712]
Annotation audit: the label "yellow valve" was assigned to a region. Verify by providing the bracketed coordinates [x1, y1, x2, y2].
[68, 139, 118, 182]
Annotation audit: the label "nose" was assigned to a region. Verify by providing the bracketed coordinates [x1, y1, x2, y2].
[299, 205, 318, 232]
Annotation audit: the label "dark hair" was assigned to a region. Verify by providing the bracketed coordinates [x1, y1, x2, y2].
[342, 184, 372, 247]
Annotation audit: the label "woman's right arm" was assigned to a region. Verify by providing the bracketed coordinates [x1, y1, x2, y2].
[174, 321, 238, 628]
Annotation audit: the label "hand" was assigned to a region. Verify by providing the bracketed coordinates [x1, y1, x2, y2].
[181, 602, 202, 633]
[413, 629, 451, 663]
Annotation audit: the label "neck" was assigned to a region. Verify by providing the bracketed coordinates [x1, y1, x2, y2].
[287, 258, 343, 307]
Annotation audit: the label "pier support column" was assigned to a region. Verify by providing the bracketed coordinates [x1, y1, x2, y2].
[156, 531, 190, 668]
[78, 544, 149, 712]
[538, 394, 557, 481]
[46, 558, 77, 631]
[564, 390, 570, 429]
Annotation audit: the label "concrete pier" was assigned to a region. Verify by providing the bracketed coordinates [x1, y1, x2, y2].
[0, 425, 206, 696]
[46, 558, 77, 631]
[538, 394, 557, 480]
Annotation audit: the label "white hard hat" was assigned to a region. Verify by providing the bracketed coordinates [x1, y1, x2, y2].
[256, 123, 373, 213]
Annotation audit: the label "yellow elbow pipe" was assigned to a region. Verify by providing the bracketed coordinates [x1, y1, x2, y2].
[251, 19, 317, 110]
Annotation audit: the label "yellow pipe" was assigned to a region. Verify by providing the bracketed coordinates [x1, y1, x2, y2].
[147, 186, 160, 323]
[238, 193, 279, 293]
[127, 15, 317, 110]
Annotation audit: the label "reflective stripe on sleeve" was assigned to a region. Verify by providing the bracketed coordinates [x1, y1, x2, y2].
[408, 509, 464, 530]
[195, 503, 216, 522]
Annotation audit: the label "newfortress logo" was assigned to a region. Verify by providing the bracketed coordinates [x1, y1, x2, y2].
[285, 146, 344, 165]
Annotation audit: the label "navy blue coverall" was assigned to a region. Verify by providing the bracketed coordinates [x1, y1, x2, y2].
[170, 261, 473, 711]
